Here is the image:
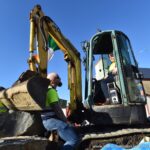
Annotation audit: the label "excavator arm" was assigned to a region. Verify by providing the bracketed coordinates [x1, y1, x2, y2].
[28, 5, 82, 111]
[28, 5, 47, 77]
[0, 5, 82, 112]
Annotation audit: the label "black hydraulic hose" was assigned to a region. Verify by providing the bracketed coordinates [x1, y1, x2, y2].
[40, 16, 48, 51]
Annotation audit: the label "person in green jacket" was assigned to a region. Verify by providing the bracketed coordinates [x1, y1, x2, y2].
[41, 72, 80, 150]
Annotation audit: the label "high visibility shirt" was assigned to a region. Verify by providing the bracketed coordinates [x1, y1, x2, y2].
[109, 62, 116, 73]
[46, 86, 59, 107]
[41, 86, 59, 119]
[0, 102, 7, 113]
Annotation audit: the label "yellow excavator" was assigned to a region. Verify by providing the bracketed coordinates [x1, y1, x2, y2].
[0, 5, 150, 149]
[0, 4, 82, 112]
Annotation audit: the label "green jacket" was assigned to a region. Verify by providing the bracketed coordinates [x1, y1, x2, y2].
[108, 62, 116, 73]
[0, 102, 7, 113]
[46, 86, 59, 107]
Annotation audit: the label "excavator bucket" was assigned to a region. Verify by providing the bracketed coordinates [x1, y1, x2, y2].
[0, 70, 49, 111]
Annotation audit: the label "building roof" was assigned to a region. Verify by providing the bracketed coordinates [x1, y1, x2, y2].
[139, 68, 150, 80]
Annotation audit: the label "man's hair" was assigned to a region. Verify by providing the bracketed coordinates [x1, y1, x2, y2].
[109, 53, 114, 57]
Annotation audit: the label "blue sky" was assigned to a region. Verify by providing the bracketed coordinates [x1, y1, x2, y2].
[0, 0, 150, 101]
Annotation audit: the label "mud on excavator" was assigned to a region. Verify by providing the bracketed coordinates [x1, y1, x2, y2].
[0, 4, 150, 149]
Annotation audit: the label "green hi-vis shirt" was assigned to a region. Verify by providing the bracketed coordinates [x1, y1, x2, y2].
[46, 87, 59, 107]
[109, 62, 116, 73]
[0, 101, 7, 113]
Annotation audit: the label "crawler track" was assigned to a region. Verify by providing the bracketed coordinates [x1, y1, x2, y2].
[78, 125, 150, 150]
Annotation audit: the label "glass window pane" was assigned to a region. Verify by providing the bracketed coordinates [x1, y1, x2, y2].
[116, 33, 145, 102]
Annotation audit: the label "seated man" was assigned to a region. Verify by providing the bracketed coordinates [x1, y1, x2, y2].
[100, 53, 117, 104]
[41, 72, 80, 150]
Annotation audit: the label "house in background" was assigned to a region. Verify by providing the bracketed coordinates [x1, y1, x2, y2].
[140, 68, 150, 96]
[140, 68, 150, 119]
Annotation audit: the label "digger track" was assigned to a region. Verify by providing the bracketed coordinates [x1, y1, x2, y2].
[78, 126, 150, 150]
[82, 127, 150, 140]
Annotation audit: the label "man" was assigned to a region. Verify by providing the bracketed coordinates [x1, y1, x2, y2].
[41, 72, 79, 150]
[100, 53, 117, 104]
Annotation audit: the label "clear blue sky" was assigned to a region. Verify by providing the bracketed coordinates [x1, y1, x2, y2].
[0, 0, 150, 101]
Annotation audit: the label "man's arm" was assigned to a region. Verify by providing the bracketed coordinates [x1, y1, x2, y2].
[51, 102, 67, 122]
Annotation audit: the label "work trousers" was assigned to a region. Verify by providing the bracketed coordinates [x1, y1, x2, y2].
[42, 118, 79, 150]
[100, 73, 115, 99]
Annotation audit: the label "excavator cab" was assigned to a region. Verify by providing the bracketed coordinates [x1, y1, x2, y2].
[82, 30, 147, 125]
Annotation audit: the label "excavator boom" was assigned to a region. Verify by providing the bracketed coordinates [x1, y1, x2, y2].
[0, 5, 82, 111]
[29, 5, 82, 111]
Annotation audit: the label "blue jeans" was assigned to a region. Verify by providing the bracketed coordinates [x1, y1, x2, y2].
[42, 118, 79, 150]
[100, 73, 114, 99]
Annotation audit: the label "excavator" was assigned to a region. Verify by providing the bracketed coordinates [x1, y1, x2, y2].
[0, 4, 150, 149]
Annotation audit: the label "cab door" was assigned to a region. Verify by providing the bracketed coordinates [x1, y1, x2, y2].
[116, 32, 146, 103]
